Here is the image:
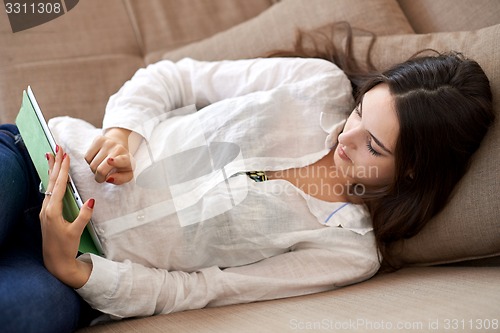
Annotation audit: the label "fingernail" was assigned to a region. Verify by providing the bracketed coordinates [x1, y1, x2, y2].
[63, 153, 67, 160]
[45, 153, 50, 161]
[88, 198, 95, 209]
[106, 177, 114, 184]
[56, 145, 60, 153]
[108, 157, 114, 163]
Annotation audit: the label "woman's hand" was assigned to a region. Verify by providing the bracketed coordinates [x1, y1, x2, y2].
[40, 146, 93, 289]
[85, 127, 135, 185]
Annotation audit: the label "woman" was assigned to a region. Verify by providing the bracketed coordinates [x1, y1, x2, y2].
[39, 51, 493, 319]
[0, 51, 493, 329]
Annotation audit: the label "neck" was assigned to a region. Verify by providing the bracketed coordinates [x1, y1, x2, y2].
[267, 150, 364, 203]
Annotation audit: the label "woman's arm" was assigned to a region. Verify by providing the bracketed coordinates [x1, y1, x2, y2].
[76, 231, 379, 318]
[87, 57, 349, 185]
[102, 57, 346, 142]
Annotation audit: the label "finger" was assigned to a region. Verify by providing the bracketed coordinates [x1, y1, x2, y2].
[86, 135, 124, 171]
[86, 136, 115, 179]
[41, 152, 55, 211]
[105, 170, 134, 185]
[105, 155, 134, 185]
[106, 155, 133, 170]
[84, 135, 105, 165]
[94, 158, 115, 183]
[46, 152, 55, 173]
[44, 151, 55, 190]
[88, 147, 110, 174]
[44, 145, 63, 198]
[71, 198, 95, 235]
[50, 151, 70, 208]
[90, 151, 127, 183]
[94, 153, 132, 184]
[41, 146, 67, 220]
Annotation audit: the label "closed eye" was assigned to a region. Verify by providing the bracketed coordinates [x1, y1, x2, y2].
[367, 140, 382, 156]
[355, 104, 392, 156]
[355, 104, 385, 157]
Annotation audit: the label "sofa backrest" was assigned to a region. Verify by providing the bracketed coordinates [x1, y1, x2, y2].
[397, 0, 500, 33]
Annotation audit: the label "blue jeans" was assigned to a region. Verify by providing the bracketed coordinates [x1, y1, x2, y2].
[0, 124, 96, 333]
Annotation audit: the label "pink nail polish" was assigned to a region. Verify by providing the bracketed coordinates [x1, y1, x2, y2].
[63, 153, 67, 160]
[88, 198, 95, 209]
[106, 177, 114, 184]
[56, 145, 60, 153]
[108, 157, 114, 163]
[45, 153, 50, 161]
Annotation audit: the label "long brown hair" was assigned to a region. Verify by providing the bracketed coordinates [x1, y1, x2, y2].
[268, 23, 495, 268]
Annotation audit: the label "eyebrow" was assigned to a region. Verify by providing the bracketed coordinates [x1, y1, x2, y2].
[368, 131, 393, 155]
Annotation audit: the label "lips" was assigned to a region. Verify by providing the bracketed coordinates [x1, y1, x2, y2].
[337, 145, 352, 162]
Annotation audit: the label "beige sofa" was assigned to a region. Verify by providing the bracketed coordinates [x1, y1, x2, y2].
[1, 1, 499, 332]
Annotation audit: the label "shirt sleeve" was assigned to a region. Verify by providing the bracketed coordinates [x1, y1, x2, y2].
[102, 57, 349, 141]
[76, 229, 379, 319]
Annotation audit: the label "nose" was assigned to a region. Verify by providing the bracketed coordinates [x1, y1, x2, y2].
[338, 127, 359, 150]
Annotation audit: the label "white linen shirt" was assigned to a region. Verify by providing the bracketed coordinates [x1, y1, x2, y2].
[49, 57, 380, 319]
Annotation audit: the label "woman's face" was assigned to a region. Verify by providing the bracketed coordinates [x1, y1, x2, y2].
[334, 83, 399, 187]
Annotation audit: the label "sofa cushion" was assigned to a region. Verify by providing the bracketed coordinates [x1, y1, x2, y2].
[164, 1, 500, 266]
[0, 56, 143, 127]
[0, 0, 139, 69]
[128, 0, 273, 56]
[77, 267, 500, 333]
[397, 0, 500, 33]
[0, 0, 141, 126]
[160, 0, 414, 63]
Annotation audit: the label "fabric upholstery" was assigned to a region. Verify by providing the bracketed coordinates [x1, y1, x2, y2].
[398, 0, 500, 33]
[126, 0, 272, 55]
[0, 0, 139, 67]
[0, 0, 272, 126]
[0, 56, 143, 128]
[77, 266, 500, 332]
[162, 0, 414, 63]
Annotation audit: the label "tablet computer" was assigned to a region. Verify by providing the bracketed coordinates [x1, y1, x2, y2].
[15, 86, 103, 255]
